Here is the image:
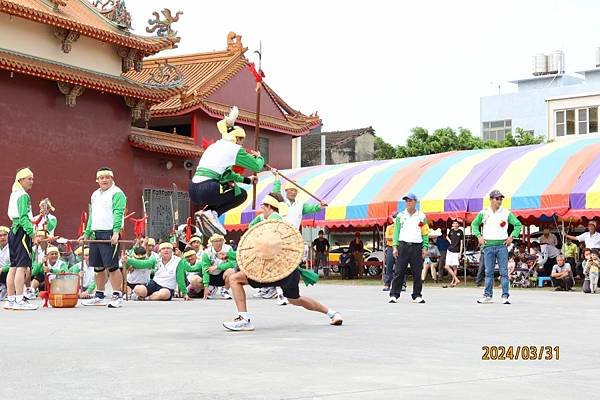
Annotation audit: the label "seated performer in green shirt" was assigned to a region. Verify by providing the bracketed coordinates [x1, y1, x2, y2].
[122, 242, 188, 301]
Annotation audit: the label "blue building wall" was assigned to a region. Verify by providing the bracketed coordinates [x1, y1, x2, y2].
[480, 72, 600, 138]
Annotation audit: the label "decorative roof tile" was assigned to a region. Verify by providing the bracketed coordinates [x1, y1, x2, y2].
[0, 47, 180, 101]
[125, 32, 322, 136]
[0, 0, 176, 54]
[129, 126, 203, 158]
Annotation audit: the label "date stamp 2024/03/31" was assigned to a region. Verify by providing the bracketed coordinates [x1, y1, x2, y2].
[482, 346, 560, 361]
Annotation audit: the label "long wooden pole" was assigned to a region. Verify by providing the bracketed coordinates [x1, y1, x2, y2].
[266, 164, 325, 204]
[252, 42, 263, 210]
[252, 82, 261, 209]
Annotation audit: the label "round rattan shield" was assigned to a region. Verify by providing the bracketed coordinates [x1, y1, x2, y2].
[237, 219, 304, 283]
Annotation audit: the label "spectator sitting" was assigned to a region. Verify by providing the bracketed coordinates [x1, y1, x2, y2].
[198, 234, 236, 300]
[123, 242, 188, 301]
[189, 236, 203, 256]
[181, 246, 205, 299]
[550, 255, 574, 291]
[125, 246, 152, 295]
[421, 239, 439, 283]
[584, 250, 600, 294]
[71, 247, 96, 299]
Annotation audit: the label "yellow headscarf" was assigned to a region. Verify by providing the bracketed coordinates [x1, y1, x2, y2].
[12, 168, 33, 192]
[217, 119, 246, 143]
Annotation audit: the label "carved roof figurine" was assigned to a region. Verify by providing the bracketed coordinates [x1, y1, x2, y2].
[49, 0, 67, 12]
[92, 0, 131, 29]
[227, 32, 245, 52]
[146, 8, 183, 47]
[145, 60, 184, 89]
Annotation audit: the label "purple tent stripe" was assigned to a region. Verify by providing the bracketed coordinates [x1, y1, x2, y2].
[313, 161, 388, 203]
[241, 211, 256, 224]
[447, 145, 541, 212]
[569, 155, 600, 209]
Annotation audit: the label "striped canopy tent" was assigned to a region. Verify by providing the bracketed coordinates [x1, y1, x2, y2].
[221, 137, 600, 231]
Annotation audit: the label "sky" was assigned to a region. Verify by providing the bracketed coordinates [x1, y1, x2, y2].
[127, 0, 600, 145]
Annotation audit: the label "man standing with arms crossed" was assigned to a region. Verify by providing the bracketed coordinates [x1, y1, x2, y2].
[389, 193, 429, 304]
[471, 190, 522, 304]
[80, 167, 127, 308]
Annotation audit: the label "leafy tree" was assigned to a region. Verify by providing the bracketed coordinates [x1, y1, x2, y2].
[374, 136, 396, 160]
[373, 126, 544, 160]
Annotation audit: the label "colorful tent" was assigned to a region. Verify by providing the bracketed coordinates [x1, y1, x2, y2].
[221, 137, 600, 230]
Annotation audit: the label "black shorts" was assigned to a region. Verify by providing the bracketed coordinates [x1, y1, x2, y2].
[89, 230, 119, 270]
[9, 227, 32, 268]
[127, 282, 142, 290]
[247, 269, 300, 299]
[33, 273, 45, 283]
[144, 280, 174, 300]
[209, 272, 226, 287]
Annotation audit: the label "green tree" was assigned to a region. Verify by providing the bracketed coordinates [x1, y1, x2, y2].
[374, 136, 396, 160]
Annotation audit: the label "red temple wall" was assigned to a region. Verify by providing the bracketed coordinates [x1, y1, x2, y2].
[0, 72, 189, 238]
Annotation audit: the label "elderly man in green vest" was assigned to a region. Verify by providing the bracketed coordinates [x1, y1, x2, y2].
[471, 190, 522, 304]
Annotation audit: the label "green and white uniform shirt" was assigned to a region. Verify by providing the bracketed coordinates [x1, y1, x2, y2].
[126, 255, 187, 293]
[200, 244, 236, 286]
[273, 179, 321, 229]
[35, 213, 58, 236]
[84, 183, 126, 237]
[127, 251, 157, 285]
[193, 139, 265, 195]
[0, 242, 9, 274]
[248, 212, 282, 228]
[471, 207, 522, 247]
[392, 210, 430, 249]
[7, 188, 34, 236]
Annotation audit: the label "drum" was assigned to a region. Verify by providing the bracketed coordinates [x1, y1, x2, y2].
[45, 273, 80, 308]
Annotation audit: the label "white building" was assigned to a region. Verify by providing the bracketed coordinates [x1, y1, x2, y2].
[480, 51, 600, 141]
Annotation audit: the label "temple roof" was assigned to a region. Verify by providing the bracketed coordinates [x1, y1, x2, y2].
[0, 48, 180, 102]
[126, 32, 321, 136]
[129, 126, 203, 158]
[0, 0, 177, 55]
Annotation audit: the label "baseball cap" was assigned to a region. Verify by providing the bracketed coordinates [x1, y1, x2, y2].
[489, 189, 504, 199]
[402, 193, 417, 201]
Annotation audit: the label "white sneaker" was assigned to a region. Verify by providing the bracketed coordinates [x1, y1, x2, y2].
[82, 296, 108, 306]
[107, 295, 123, 308]
[412, 297, 426, 304]
[253, 288, 266, 298]
[477, 296, 493, 304]
[221, 288, 233, 300]
[502, 297, 511, 305]
[13, 299, 38, 310]
[130, 293, 139, 301]
[202, 210, 227, 236]
[388, 297, 398, 303]
[276, 295, 288, 306]
[24, 288, 36, 300]
[223, 316, 255, 331]
[329, 312, 343, 326]
[3, 300, 14, 310]
[261, 287, 277, 299]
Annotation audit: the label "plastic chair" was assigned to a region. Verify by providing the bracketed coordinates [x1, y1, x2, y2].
[538, 276, 553, 288]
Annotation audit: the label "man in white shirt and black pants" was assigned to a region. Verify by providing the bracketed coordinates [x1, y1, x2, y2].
[389, 193, 429, 304]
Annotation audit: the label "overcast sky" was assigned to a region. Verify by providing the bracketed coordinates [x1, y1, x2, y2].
[128, 0, 600, 145]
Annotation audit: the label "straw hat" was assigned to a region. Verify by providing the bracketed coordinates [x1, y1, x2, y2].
[237, 219, 303, 283]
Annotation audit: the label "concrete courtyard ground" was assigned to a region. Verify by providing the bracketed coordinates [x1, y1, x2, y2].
[1, 284, 598, 400]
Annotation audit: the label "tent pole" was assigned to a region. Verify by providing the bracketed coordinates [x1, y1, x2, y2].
[463, 215, 467, 287]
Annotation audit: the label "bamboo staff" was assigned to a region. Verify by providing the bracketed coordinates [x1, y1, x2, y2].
[267, 164, 326, 205]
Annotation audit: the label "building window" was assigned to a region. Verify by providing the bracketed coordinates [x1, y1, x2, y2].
[259, 137, 269, 163]
[482, 119, 511, 141]
[555, 106, 599, 137]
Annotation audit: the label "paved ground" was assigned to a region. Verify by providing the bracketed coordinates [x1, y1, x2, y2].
[1, 284, 598, 400]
